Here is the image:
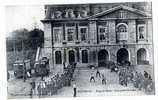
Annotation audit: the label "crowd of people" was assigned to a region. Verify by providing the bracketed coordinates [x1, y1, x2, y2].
[89, 63, 154, 94]
[117, 65, 154, 94]
[28, 61, 154, 97]
[118, 66, 133, 86]
[132, 71, 154, 93]
[29, 63, 76, 98]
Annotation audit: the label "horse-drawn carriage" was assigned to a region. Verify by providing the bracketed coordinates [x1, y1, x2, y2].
[13, 56, 50, 78]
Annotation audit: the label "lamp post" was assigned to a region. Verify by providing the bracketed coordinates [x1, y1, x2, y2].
[23, 61, 26, 82]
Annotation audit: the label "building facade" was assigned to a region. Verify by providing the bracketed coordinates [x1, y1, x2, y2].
[41, 2, 153, 72]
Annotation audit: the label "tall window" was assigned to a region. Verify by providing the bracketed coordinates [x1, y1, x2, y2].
[55, 51, 62, 64]
[98, 26, 108, 42]
[116, 23, 128, 41]
[79, 27, 88, 41]
[137, 48, 149, 65]
[82, 50, 88, 63]
[67, 28, 75, 41]
[53, 27, 62, 42]
[137, 24, 146, 40]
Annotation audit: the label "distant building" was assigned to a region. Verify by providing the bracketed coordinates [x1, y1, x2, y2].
[41, 2, 153, 72]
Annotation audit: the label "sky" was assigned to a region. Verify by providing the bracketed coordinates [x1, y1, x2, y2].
[5, 5, 45, 37]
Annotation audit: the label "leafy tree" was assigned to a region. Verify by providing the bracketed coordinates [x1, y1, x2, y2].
[6, 28, 44, 51]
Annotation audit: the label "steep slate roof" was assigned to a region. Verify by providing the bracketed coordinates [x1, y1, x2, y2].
[87, 5, 151, 19]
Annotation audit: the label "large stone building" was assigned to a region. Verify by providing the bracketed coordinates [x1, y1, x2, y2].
[41, 2, 153, 72]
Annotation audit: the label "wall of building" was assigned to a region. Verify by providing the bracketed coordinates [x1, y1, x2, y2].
[43, 22, 54, 71]
[41, 3, 153, 73]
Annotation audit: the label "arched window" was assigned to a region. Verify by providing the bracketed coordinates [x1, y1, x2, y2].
[55, 51, 62, 64]
[116, 23, 128, 42]
[137, 48, 149, 65]
[68, 50, 75, 63]
[117, 24, 127, 32]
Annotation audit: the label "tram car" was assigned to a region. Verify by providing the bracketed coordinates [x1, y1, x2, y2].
[13, 60, 31, 78]
[34, 57, 50, 76]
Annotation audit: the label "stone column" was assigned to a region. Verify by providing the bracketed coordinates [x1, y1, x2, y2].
[89, 21, 97, 44]
[148, 45, 153, 66]
[61, 49, 64, 73]
[146, 19, 153, 44]
[110, 46, 117, 63]
[79, 49, 82, 64]
[128, 20, 136, 43]
[63, 48, 66, 63]
[96, 47, 99, 67]
[129, 47, 137, 66]
[88, 49, 92, 64]
[109, 20, 116, 44]
[62, 23, 66, 41]
[76, 23, 79, 41]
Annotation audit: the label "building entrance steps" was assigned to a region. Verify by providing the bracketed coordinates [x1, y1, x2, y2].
[53, 67, 145, 97]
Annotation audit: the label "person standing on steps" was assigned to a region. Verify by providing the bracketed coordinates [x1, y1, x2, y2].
[101, 74, 106, 85]
[37, 82, 42, 98]
[90, 72, 95, 82]
[96, 68, 101, 78]
[73, 83, 77, 97]
[30, 80, 36, 96]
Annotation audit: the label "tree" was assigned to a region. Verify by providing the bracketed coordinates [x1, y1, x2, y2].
[11, 28, 29, 39]
[27, 28, 44, 50]
[6, 28, 44, 51]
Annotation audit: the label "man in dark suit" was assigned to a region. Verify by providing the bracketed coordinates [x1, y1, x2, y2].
[73, 83, 77, 97]
[96, 69, 101, 78]
[90, 72, 95, 82]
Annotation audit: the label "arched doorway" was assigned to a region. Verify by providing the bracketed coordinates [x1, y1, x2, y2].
[68, 50, 75, 63]
[98, 49, 109, 67]
[137, 48, 148, 65]
[117, 48, 129, 64]
[55, 51, 62, 64]
[82, 50, 88, 63]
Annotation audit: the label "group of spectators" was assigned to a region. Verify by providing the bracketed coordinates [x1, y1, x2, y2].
[28, 61, 154, 97]
[118, 65, 154, 94]
[89, 62, 154, 94]
[118, 66, 134, 86]
[132, 71, 154, 94]
[29, 62, 77, 98]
